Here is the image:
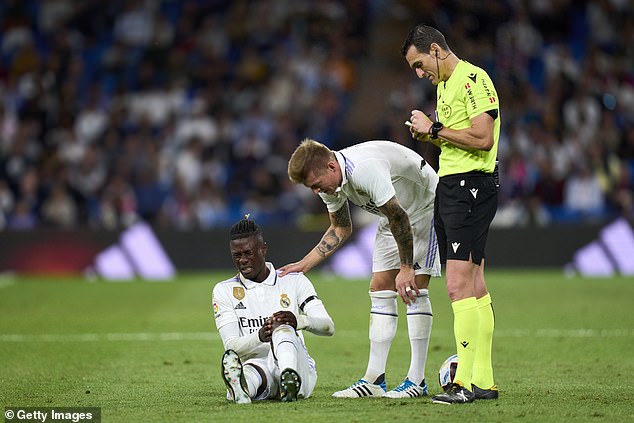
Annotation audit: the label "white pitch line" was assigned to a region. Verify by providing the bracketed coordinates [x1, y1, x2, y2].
[0, 329, 633, 343]
[0, 332, 220, 342]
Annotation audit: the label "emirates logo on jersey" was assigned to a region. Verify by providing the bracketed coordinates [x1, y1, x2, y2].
[233, 287, 245, 300]
[280, 294, 291, 308]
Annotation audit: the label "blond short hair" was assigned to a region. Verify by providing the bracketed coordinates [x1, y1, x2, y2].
[287, 138, 333, 184]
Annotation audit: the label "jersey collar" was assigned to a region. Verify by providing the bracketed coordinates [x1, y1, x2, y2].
[334, 151, 348, 193]
[239, 262, 277, 289]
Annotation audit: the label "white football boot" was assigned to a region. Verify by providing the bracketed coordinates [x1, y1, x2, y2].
[384, 378, 428, 398]
[332, 379, 387, 398]
[221, 350, 251, 404]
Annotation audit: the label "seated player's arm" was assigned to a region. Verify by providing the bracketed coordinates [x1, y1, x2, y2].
[296, 303, 335, 336]
[290, 274, 334, 336]
[378, 195, 413, 269]
[218, 321, 270, 360]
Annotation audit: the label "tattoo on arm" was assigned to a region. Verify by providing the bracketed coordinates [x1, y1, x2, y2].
[316, 228, 341, 257]
[380, 197, 413, 266]
[331, 204, 351, 228]
[315, 205, 351, 258]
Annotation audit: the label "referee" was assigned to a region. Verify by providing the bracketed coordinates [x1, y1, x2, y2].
[401, 24, 500, 404]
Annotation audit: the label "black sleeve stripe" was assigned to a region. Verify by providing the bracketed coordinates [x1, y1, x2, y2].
[485, 109, 498, 120]
[299, 295, 319, 312]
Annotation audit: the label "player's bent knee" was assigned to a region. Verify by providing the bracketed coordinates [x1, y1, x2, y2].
[272, 324, 295, 336]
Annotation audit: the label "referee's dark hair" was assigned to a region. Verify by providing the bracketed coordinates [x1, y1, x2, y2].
[401, 24, 449, 56]
[230, 215, 263, 241]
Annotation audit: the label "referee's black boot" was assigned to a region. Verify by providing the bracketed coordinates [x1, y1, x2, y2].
[431, 383, 475, 404]
[471, 383, 499, 400]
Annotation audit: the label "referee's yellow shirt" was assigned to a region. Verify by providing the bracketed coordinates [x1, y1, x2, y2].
[436, 60, 500, 177]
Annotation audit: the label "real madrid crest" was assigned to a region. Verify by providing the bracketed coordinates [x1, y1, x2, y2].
[233, 287, 245, 300]
[280, 293, 291, 308]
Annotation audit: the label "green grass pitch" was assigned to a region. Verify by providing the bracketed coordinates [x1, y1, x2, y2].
[1, 270, 633, 422]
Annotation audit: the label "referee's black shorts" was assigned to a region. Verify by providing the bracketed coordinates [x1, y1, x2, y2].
[434, 171, 498, 265]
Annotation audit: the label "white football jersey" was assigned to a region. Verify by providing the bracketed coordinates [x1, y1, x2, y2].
[212, 262, 322, 358]
[319, 140, 438, 223]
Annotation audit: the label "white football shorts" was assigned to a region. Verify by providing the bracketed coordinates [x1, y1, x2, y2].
[372, 213, 441, 277]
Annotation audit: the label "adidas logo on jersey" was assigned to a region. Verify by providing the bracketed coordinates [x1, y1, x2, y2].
[234, 302, 246, 310]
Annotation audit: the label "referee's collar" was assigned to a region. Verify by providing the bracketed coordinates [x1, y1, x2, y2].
[239, 262, 277, 288]
[334, 151, 348, 193]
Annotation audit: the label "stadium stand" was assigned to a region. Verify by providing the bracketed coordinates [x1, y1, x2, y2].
[0, 0, 632, 230]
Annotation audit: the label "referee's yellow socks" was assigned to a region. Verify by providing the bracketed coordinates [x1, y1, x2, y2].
[472, 293, 495, 389]
[451, 297, 479, 388]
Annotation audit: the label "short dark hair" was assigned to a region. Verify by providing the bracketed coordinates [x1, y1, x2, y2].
[230, 215, 263, 240]
[401, 24, 449, 56]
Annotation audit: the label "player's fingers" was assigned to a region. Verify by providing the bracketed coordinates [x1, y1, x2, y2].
[400, 288, 411, 305]
[405, 286, 418, 304]
[408, 289, 417, 303]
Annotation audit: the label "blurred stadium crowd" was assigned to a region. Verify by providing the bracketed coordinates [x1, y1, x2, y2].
[0, 0, 633, 231]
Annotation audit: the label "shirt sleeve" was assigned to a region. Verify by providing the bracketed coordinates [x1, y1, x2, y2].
[294, 274, 335, 336]
[463, 71, 499, 119]
[212, 283, 238, 330]
[218, 323, 270, 360]
[319, 192, 347, 214]
[212, 283, 269, 359]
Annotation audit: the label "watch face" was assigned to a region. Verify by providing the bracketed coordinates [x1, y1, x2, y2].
[431, 122, 443, 139]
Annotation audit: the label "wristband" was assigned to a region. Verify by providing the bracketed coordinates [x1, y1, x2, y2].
[430, 121, 444, 139]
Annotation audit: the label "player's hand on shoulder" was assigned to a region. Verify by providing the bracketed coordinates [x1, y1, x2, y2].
[278, 262, 304, 277]
[271, 310, 297, 330]
[258, 317, 272, 342]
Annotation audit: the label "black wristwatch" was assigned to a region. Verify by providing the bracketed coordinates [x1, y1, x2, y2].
[430, 121, 444, 139]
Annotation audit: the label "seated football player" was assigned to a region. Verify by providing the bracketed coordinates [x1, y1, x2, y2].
[212, 216, 335, 403]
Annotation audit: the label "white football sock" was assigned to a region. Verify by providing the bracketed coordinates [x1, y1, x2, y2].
[406, 289, 432, 386]
[242, 364, 262, 397]
[272, 324, 298, 372]
[364, 290, 398, 383]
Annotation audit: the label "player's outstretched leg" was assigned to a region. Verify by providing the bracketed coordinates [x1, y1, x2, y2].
[221, 349, 251, 404]
[280, 368, 302, 402]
